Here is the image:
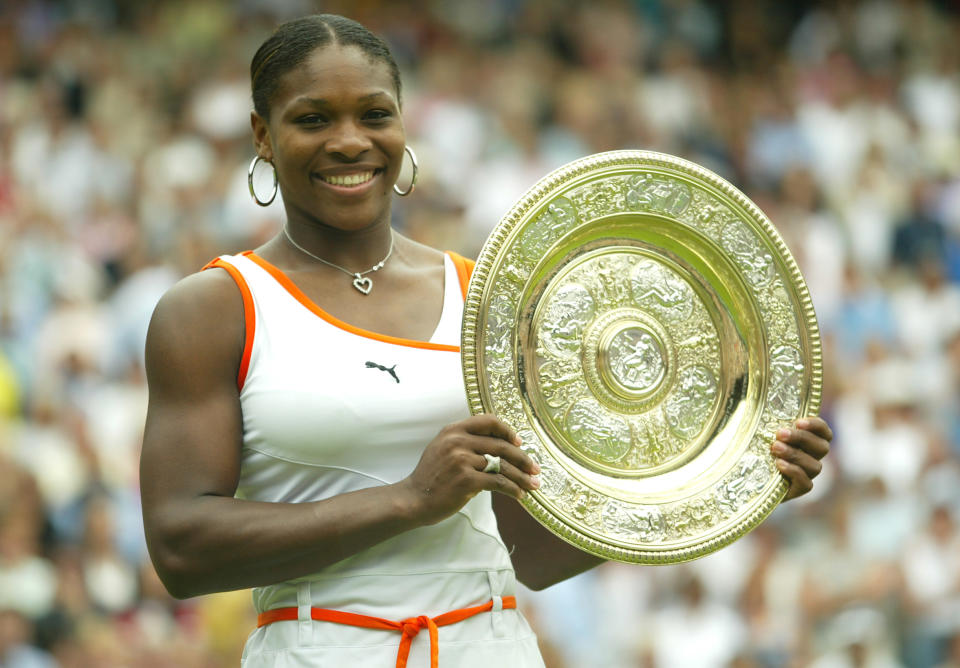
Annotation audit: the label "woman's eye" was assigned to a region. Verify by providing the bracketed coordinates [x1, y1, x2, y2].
[296, 114, 326, 125]
[365, 109, 392, 121]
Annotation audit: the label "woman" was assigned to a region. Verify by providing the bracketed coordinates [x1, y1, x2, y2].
[140, 15, 832, 667]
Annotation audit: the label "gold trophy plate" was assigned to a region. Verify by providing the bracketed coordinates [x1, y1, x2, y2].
[461, 151, 822, 564]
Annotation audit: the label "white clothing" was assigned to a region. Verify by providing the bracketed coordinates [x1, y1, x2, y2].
[208, 252, 544, 667]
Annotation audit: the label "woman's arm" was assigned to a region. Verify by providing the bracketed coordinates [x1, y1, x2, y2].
[494, 417, 833, 591]
[492, 494, 604, 591]
[140, 269, 539, 599]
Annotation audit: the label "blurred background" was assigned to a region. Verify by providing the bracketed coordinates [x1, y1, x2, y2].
[1, 0, 959, 666]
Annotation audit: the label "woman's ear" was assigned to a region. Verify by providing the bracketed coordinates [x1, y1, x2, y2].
[250, 111, 273, 161]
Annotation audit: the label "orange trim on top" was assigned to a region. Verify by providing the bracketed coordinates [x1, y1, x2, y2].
[202, 258, 255, 392]
[244, 252, 461, 353]
[446, 252, 475, 300]
[256, 596, 516, 668]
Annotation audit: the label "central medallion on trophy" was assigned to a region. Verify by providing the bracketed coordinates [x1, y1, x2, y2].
[601, 324, 666, 397]
[581, 308, 674, 414]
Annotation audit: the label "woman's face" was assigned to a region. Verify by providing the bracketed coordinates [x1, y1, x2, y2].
[254, 44, 405, 233]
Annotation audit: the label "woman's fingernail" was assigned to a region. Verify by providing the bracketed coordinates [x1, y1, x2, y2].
[530, 475, 540, 489]
[777, 428, 791, 440]
[531, 462, 541, 474]
[796, 419, 810, 429]
[771, 442, 788, 455]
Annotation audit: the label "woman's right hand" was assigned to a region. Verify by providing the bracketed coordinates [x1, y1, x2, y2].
[398, 414, 541, 525]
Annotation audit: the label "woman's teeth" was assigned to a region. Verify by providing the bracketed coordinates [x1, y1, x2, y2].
[321, 171, 375, 187]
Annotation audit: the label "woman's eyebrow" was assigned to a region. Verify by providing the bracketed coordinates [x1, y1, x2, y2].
[357, 92, 391, 102]
[291, 96, 329, 106]
[291, 91, 392, 107]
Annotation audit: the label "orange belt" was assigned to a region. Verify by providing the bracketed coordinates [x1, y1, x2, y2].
[257, 596, 517, 668]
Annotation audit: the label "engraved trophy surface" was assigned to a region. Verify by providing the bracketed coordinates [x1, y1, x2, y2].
[461, 151, 822, 564]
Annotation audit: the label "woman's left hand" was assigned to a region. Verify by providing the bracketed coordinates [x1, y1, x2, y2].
[771, 416, 833, 501]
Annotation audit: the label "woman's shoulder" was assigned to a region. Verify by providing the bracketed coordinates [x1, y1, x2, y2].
[146, 265, 245, 364]
[154, 264, 243, 321]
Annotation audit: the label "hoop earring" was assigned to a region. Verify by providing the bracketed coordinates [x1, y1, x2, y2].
[248, 156, 278, 206]
[393, 145, 418, 197]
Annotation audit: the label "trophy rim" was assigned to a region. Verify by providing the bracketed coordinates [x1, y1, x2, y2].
[461, 150, 822, 564]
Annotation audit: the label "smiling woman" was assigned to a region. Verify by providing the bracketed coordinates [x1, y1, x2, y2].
[254, 42, 406, 242]
[138, 13, 832, 668]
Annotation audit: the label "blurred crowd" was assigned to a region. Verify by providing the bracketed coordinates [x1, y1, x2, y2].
[0, 0, 959, 666]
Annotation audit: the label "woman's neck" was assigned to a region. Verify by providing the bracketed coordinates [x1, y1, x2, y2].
[281, 218, 395, 272]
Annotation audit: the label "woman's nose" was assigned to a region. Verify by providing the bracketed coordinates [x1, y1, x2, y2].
[325, 121, 372, 159]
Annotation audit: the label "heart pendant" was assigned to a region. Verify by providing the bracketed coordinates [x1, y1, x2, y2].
[353, 276, 373, 294]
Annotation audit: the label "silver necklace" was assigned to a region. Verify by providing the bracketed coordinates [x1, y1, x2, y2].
[282, 226, 394, 295]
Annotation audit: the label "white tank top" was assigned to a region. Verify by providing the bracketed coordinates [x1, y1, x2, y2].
[207, 251, 544, 667]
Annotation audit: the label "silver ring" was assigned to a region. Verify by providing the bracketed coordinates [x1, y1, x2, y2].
[482, 454, 501, 474]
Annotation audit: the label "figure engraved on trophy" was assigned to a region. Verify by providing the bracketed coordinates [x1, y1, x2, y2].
[622, 174, 693, 216]
[758, 279, 802, 345]
[537, 459, 568, 499]
[715, 476, 748, 516]
[676, 331, 720, 361]
[568, 178, 627, 220]
[667, 497, 717, 538]
[519, 197, 580, 261]
[570, 489, 594, 521]
[649, 179, 693, 216]
[544, 199, 579, 236]
[634, 506, 666, 542]
[630, 258, 695, 321]
[631, 418, 673, 466]
[695, 201, 723, 226]
[484, 292, 516, 372]
[602, 501, 666, 542]
[501, 260, 530, 286]
[539, 283, 595, 358]
[768, 345, 804, 418]
[721, 219, 776, 286]
[714, 454, 770, 516]
[592, 255, 634, 306]
[538, 359, 584, 411]
[683, 192, 733, 237]
[624, 174, 652, 211]
[489, 291, 515, 325]
[484, 336, 512, 372]
[663, 365, 718, 438]
[608, 327, 666, 392]
[564, 399, 631, 463]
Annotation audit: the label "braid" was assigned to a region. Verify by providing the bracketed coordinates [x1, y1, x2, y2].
[250, 15, 402, 119]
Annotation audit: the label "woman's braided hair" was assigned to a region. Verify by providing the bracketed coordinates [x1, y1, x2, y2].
[250, 14, 401, 119]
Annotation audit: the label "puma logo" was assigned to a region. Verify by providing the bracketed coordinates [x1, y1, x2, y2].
[365, 361, 399, 383]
